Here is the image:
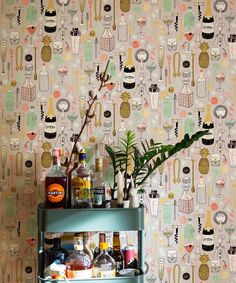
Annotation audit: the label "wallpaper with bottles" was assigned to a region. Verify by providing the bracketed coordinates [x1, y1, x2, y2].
[0, 0, 236, 282]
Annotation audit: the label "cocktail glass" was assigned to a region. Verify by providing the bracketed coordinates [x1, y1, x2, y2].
[79, 96, 87, 124]
[146, 62, 157, 81]
[27, 131, 37, 152]
[183, 243, 194, 265]
[163, 121, 173, 141]
[58, 67, 68, 84]
[157, 258, 165, 283]
[225, 14, 235, 31]
[137, 123, 147, 141]
[146, 273, 157, 283]
[79, 0, 85, 25]
[5, 114, 16, 135]
[157, 46, 165, 81]
[137, 17, 146, 36]
[225, 226, 235, 243]
[225, 120, 235, 138]
[67, 6, 78, 25]
[84, 65, 94, 85]
[6, 10, 15, 29]
[67, 112, 78, 131]
[163, 228, 173, 248]
[163, 15, 173, 35]
[183, 32, 194, 53]
[1, 40, 7, 75]
[0, 252, 7, 283]
[26, 25, 36, 47]
[216, 73, 225, 92]
[5, 222, 16, 241]
[0, 146, 7, 181]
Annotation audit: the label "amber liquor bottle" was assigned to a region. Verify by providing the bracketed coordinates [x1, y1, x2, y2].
[110, 232, 124, 274]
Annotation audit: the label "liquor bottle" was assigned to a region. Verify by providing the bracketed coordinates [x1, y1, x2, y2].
[45, 148, 67, 209]
[26, 105, 38, 131]
[65, 233, 93, 279]
[202, 0, 214, 40]
[184, 112, 195, 136]
[202, 209, 215, 251]
[44, 0, 57, 33]
[202, 103, 214, 145]
[83, 232, 94, 260]
[93, 242, 116, 278]
[71, 150, 92, 208]
[67, 142, 79, 209]
[93, 158, 106, 208]
[44, 97, 57, 139]
[39, 64, 49, 92]
[118, 14, 128, 42]
[110, 232, 124, 274]
[196, 176, 207, 204]
[123, 47, 136, 89]
[94, 233, 106, 259]
[178, 177, 194, 214]
[178, 71, 194, 108]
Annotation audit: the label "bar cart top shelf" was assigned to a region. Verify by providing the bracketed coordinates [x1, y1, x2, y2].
[38, 204, 145, 232]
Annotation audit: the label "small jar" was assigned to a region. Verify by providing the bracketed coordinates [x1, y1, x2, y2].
[228, 34, 236, 61]
[228, 140, 236, 167]
[228, 246, 236, 273]
[149, 84, 160, 112]
[70, 28, 81, 55]
[149, 190, 160, 217]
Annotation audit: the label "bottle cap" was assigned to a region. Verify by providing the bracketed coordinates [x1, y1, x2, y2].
[228, 140, 236, 149]
[100, 242, 108, 250]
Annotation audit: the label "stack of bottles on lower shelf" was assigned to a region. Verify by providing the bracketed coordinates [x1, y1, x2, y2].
[44, 231, 139, 279]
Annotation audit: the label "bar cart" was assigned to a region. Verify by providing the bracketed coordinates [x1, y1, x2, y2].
[38, 204, 145, 283]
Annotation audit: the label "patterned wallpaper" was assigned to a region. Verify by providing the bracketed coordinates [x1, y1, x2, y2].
[0, 0, 236, 282]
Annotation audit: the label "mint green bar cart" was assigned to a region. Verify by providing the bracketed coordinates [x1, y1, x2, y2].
[38, 204, 145, 283]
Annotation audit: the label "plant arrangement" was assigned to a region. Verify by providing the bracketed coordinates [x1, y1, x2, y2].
[105, 129, 209, 200]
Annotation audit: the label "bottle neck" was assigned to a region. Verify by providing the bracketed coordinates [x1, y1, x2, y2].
[47, 98, 55, 117]
[204, 0, 212, 17]
[47, 0, 55, 11]
[204, 104, 213, 123]
[125, 48, 134, 67]
[52, 156, 61, 168]
[204, 210, 213, 229]
[113, 235, 121, 251]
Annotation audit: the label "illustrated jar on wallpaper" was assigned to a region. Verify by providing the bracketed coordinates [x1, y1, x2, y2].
[21, 64, 36, 102]
[149, 84, 160, 112]
[228, 246, 236, 273]
[178, 71, 194, 108]
[21, 170, 36, 207]
[100, 15, 115, 52]
[228, 140, 236, 167]
[228, 34, 236, 61]
[178, 177, 194, 214]
[70, 28, 81, 55]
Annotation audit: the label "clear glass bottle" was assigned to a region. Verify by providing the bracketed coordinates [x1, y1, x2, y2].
[100, 15, 115, 52]
[83, 232, 94, 260]
[196, 69, 207, 98]
[71, 149, 92, 208]
[65, 233, 92, 279]
[26, 106, 38, 131]
[21, 170, 36, 207]
[178, 177, 194, 214]
[110, 232, 124, 274]
[93, 242, 116, 278]
[178, 71, 194, 108]
[21, 64, 36, 102]
[39, 63, 49, 92]
[196, 176, 207, 204]
[184, 6, 195, 29]
[93, 158, 106, 208]
[118, 14, 128, 42]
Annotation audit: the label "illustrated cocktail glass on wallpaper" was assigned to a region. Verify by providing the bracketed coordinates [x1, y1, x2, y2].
[163, 121, 173, 141]
[79, 0, 86, 25]
[162, 15, 173, 35]
[0, 146, 7, 181]
[183, 243, 195, 265]
[6, 10, 15, 29]
[67, 6, 78, 25]
[27, 131, 37, 152]
[225, 13, 235, 32]
[67, 112, 78, 131]
[5, 114, 16, 135]
[1, 40, 7, 76]
[26, 25, 36, 47]
[163, 228, 174, 248]
[182, 32, 194, 53]
[146, 62, 157, 81]
[137, 17, 146, 36]
[225, 119, 236, 138]
[84, 65, 94, 85]
[58, 67, 68, 84]
[225, 226, 235, 244]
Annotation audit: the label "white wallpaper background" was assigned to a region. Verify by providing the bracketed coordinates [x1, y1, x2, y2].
[0, 0, 236, 282]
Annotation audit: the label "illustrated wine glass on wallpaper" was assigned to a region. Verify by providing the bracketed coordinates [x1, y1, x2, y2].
[146, 61, 157, 81]
[137, 123, 147, 141]
[5, 114, 16, 135]
[1, 40, 7, 76]
[67, 6, 78, 25]
[27, 131, 37, 152]
[137, 17, 146, 36]
[163, 120, 173, 141]
[225, 119, 236, 138]
[182, 32, 194, 53]
[26, 25, 36, 47]
[163, 228, 173, 248]
[225, 226, 235, 244]
[157, 46, 165, 81]
[6, 10, 15, 29]
[79, 96, 86, 124]
[84, 65, 94, 85]
[67, 112, 78, 131]
[58, 66, 68, 84]
[157, 258, 165, 283]
[0, 146, 7, 181]
[183, 243, 194, 265]
[162, 15, 173, 35]
[225, 13, 235, 31]
[79, 0, 86, 25]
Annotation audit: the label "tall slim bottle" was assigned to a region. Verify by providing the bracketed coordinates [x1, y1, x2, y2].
[45, 148, 67, 209]
[44, 0, 57, 33]
[93, 158, 106, 208]
[202, 0, 214, 39]
[110, 232, 124, 274]
[123, 48, 136, 89]
[202, 209, 214, 251]
[44, 97, 57, 139]
[202, 103, 214, 145]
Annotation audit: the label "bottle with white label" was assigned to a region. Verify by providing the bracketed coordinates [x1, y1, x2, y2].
[202, 0, 214, 39]
[202, 209, 214, 251]
[65, 233, 93, 279]
[44, 0, 57, 33]
[93, 242, 116, 278]
[44, 97, 57, 139]
[123, 47, 136, 89]
[93, 158, 106, 208]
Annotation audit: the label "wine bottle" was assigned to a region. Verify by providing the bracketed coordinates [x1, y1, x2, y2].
[44, 97, 57, 139]
[202, 103, 214, 145]
[202, 209, 214, 251]
[123, 47, 136, 89]
[44, 0, 57, 33]
[202, 0, 214, 40]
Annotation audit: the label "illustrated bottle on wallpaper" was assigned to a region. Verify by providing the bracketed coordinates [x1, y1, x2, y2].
[118, 14, 128, 42]
[93, 242, 116, 278]
[196, 176, 207, 204]
[44, 97, 57, 139]
[93, 158, 106, 208]
[202, 0, 214, 40]
[71, 150, 92, 208]
[202, 103, 214, 146]
[196, 70, 207, 98]
[5, 89, 15, 112]
[39, 64, 49, 92]
[45, 148, 67, 209]
[202, 209, 215, 251]
[65, 233, 92, 279]
[110, 232, 124, 274]
[123, 47, 136, 89]
[44, 0, 57, 33]
[26, 106, 37, 131]
[184, 112, 195, 136]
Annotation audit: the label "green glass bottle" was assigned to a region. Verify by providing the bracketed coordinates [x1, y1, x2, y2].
[26, 106, 38, 130]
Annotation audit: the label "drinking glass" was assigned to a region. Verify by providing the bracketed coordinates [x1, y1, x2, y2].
[67, 112, 78, 131]
[163, 228, 173, 247]
[26, 25, 36, 47]
[67, 6, 78, 25]
[84, 65, 94, 85]
[146, 62, 157, 81]
[58, 67, 68, 84]
[183, 243, 194, 265]
[27, 131, 37, 152]
[225, 14, 235, 32]
[0, 146, 7, 181]
[225, 227, 235, 243]
[6, 10, 15, 29]
[162, 15, 173, 35]
[163, 121, 173, 141]
[5, 114, 16, 135]
[183, 32, 194, 53]
[79, 0, 86, 25]
[157, 258, 165, 283]
[1, 40, 7, 76]
[137, 123, 147, 141]
[225, 119, 235, 138]
[137, 17, 146, 35]
[157, 46, 165, 81]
